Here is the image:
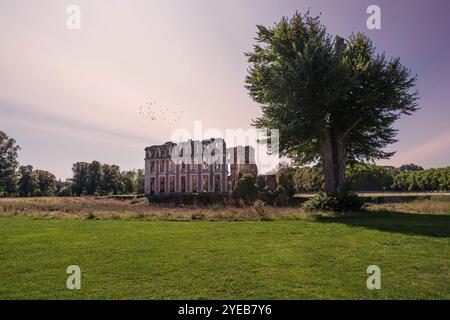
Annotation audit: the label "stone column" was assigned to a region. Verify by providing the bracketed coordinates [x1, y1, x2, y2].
[155, 160, 160, 194]
[186, 164, 191, 192]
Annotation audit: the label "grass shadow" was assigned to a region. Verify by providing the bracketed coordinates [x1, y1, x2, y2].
[314, 210, 450, 238]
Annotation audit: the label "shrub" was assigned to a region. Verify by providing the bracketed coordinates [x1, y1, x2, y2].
[303, 191, 363, 212]
[259, 186, 276, 205]
[232, 174, 258, 203]
[57, 186, 72, 197]
[147, 192, 231, 206]
[273, 186, 289, 207]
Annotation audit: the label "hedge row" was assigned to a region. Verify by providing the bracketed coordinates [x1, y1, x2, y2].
[146, 191, 309, 207]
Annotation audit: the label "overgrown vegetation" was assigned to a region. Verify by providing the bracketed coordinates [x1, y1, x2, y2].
[1, 196, 449, 221]
[258, 163, 450, 194]
[246, 11, 419, 193]
[0, 130, 145, 197]
[303, 191, 363, 212]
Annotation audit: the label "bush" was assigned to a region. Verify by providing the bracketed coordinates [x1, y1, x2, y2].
[232, 174, 258, 204]
[57, 186, 72, 197]
[273, 186, 289, 207]
[147, 192, 231, 206]
[259, 186, 276, 205]
[303, 191, 363, 212]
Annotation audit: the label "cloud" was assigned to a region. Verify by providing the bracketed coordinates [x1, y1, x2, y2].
[380, 132, 450, 167]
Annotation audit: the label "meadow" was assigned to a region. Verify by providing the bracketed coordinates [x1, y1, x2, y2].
[0, 197, 449, 299]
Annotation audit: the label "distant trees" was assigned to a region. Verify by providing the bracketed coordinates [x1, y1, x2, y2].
[276, 164, 296, 197]
[392, 167, 450, 191]
[399, 163, 424, 173]
[34, 170, 56, 196]
[87, 160, 102, 195]
[18, 165, 34, 196]
[0, 130, 20, 196]
[1, 129, 145, 198]
[293, 166, 324, 192]
[72, 162, 89, 196]
[134, 169, 145, 194]
[17, 165, 56, 197]
[246, 11, 419, 193]
[70, 161, 143, 196]
[100, 164, 124, 195]
[122, 169, 145, 195]
[281, 163, 449, 193]
[346, 164, 396, 191]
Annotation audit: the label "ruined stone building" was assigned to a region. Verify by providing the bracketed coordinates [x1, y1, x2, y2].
[144, 138, 257, 194]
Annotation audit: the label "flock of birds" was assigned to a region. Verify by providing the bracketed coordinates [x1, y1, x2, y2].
[138, 101, 184, 122]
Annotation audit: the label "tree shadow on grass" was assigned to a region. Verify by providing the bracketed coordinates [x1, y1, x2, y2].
[314, 211, 450, 238]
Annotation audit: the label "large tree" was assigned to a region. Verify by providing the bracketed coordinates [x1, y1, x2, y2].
[34, 169, 56, 196]
[72, 162, 89, 196]
[245, 12, 419, 193]
[87, 160, 103, 195]
[18, 165, 35, 197]
[0, 130, 20, 196]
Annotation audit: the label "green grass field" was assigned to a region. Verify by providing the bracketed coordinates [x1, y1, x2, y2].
[1, 207, 449, 299]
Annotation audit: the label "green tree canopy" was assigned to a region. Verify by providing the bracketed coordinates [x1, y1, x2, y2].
[34, 170, 56, 196]
[245, 11, 419, 192]
[0, 130, 20, 196]
[18, 165, 35, 197]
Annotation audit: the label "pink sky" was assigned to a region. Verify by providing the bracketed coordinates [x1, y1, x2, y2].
[1, 0, 449, 178]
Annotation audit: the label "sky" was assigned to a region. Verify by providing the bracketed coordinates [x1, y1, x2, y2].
[1, 0, 449, 179]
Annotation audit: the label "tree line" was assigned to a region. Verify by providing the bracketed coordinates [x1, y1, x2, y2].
[71, 161, 144, 196]
[268, 163, 450, 194]
[0, 130, 144, 197]
[1, 130, 449, 197]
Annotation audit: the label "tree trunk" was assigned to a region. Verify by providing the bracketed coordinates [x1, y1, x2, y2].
[319, 130, 346, 193]
[319, 133, 335, 193]
[335, 134, 346, 190]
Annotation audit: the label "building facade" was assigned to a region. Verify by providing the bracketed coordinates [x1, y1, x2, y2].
[144, 139, 257, 194]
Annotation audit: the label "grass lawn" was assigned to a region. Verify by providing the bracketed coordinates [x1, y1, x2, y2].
[1, 211, 449, 299]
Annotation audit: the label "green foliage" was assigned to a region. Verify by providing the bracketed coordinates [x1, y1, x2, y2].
[72, 162, 89, 196]
[303, 191, 363, 212]
[259, 186, 276, 205]
[273, 185, 289, 207]
[101, 164, 124, 195]
[71, 161, 143, 196]
[0, 131, 20, 196]
[57, 185, 73, 197]
[276, 163, 296, 196]
[246, 11, 418, 192]
[121, 170, 136, 194]
[256, 175, 267, 191]
[134, 169, 145, 194]
[147, 192, 231, 206]
[233, 173, 259, 203]
[293, 165, 324, 192]
[399, 163, 424, 173]
[392, 167, 450, 191]
[87, 160, 102, 195]
[33, 170, 56, 196]
[290, 164, 448, 192]
[346, 163, 395, 191]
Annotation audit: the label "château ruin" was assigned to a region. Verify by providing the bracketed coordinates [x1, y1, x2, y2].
[144, 138, 258, 194]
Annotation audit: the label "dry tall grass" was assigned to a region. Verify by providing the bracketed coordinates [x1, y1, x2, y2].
[0, 197, 308, 221]
[1, 197, 448, 221]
